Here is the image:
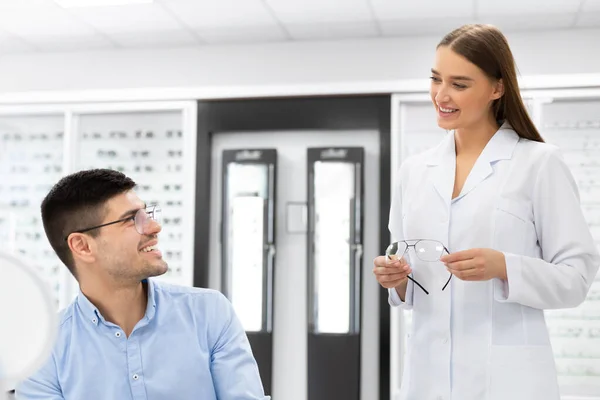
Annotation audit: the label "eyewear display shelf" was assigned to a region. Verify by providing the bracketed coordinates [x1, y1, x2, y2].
[0, 102, 197, 311]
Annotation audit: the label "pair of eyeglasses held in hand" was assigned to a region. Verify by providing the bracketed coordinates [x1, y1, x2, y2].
[385, 239, 453, 295]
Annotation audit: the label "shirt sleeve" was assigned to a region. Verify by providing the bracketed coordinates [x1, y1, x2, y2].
[208, 292, 271, 400]
[14, 354, 64, 400]
[494, 148, 600, 309]
[388, 162, 414, 310]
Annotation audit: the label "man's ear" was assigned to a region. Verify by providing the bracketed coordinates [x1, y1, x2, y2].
[67, 234, 96, 264]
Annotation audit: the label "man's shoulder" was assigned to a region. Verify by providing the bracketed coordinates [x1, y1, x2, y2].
[152, 280, 228, 305]
[58, 302, 76, 327]
[45, 302, 77, 356]
[152, 281, 234, 331]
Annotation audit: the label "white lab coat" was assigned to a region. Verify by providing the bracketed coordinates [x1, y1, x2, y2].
[388, 123, 600, 400]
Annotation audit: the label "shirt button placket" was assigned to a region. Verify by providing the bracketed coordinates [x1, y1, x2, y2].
[127, 335, 146, 399]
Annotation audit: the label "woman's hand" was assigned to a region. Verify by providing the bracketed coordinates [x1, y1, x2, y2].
[373, 255, 412, 289]
[440, 248, 507, 281]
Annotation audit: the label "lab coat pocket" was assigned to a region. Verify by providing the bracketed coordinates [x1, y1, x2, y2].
[488, 345, 559, 400]
[493, 199, 534, 255]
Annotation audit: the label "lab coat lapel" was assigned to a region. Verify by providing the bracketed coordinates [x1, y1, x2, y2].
[458, 124, 520, 199]
[427, 131, 456, 207]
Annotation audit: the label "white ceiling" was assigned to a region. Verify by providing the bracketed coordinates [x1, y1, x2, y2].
[0, 0, 597, 55]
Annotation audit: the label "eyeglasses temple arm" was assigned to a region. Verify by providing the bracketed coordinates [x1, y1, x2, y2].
[442, 274, 452, 291]
[65, 215, 135, 241]
[407, 275, 429, 295]
[441, 246, 452, 291]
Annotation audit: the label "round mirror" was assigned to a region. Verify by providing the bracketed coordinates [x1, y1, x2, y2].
[0, 252, 58, 397]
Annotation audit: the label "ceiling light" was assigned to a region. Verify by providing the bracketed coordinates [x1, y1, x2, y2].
[54, 0, 153, 8]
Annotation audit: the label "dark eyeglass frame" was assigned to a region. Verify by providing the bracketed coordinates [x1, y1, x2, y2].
[386, 239, 453, 295]
[64, 205, 160, 241]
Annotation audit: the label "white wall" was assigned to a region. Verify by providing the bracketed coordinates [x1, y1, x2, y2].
[0, 28, 599, 95]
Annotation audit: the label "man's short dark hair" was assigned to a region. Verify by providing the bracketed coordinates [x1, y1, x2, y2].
[41, 169, 136, 278]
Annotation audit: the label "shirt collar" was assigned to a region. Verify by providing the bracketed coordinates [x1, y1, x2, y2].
[145, 278, 157, 320]
[426, 121, 518, 166]
[77, 278, 157, 326]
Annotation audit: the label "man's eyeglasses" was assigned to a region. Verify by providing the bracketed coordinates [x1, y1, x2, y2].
[385, 239, 452, 295]
[64, 205, 162, 241]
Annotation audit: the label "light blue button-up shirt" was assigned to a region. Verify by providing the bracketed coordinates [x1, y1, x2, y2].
[15, 279, 270, 400]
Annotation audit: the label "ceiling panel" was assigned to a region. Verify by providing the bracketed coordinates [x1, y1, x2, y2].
[478, 0, 580, 15]
[31, 34, 114, 52]
[583, 0, 600, 11]
[285, 20, 379, 40]
[0, 3, 98, 37]
[380, 17, 478, 37]
[109, 29, 198, 47]
[370, 0, 473, 20]
[0, 30, 36, 53]
[159, 0, 281, 28]
[576, 11, 600, 27]
[0, 0, 593, 53]
[68, 3, 183, 33]
[195, 25, 287, 44]
[266, 0, 373, 23]
[479, 13, 575, 31]
[0, 0, 53, 11]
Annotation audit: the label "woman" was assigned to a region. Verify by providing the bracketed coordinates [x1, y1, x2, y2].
[373, 24, 600, 400]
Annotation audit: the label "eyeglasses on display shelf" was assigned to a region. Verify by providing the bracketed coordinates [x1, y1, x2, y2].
[0, 115, 66, 310]
[76, 111, 188, 284]
[1, 104, 196, 310]
[539, 99, 600, 397]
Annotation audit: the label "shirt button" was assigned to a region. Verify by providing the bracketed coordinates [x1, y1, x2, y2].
[115, 332, 122, 338]
[443, 337, 449, 344]
[132, 374, 139, 380]
[92, 318, 97, 324]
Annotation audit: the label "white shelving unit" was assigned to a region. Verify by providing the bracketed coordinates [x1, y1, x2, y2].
[0, 112, 66, 309]
[539, 97, 600, 398]
[390, 90, 600, 400]
[0, 101, 197, 310]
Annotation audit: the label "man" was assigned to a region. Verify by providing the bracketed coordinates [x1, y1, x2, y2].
[16, 169, 269, 400]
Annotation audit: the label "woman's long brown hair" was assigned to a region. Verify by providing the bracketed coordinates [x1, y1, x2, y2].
[438, 24, 544, 143]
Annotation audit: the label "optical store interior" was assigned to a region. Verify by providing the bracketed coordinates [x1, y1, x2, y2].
[1, 1, 600, 400]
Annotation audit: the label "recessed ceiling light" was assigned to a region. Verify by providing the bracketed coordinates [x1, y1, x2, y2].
[54, 0, 153, 8]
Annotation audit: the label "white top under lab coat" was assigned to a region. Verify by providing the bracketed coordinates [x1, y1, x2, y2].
[388, 124, 600, 400]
